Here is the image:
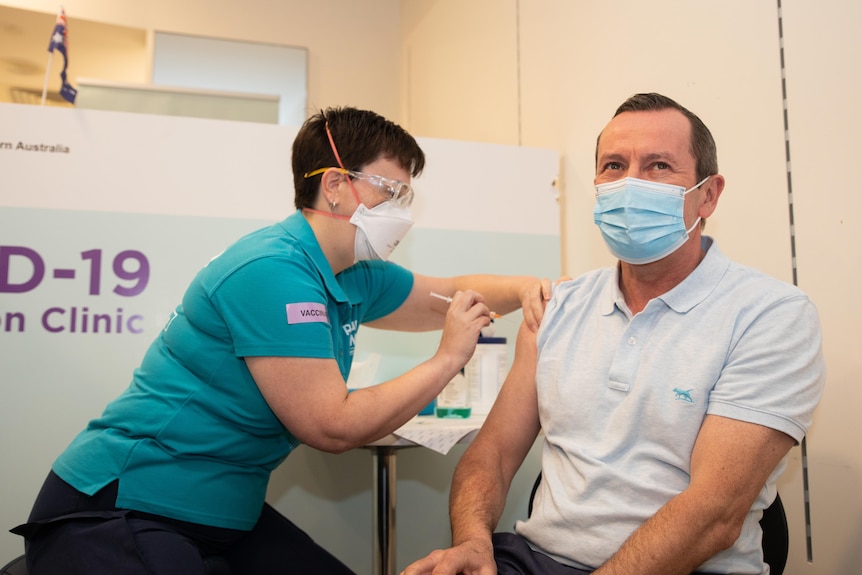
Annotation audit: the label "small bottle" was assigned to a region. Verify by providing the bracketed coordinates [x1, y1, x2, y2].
[465, 335, 508, 416]
[436, 370, 472, 418]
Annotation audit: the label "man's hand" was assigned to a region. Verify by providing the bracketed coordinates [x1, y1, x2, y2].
[400, 539, 496, 575]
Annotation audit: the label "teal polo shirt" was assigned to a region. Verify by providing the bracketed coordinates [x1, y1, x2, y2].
[53, 211, 414, 529]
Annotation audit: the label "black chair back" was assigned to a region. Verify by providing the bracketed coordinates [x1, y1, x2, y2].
[0, 555, 27, 575]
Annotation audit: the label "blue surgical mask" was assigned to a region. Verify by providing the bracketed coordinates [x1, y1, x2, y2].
[593, 176, 710, 264]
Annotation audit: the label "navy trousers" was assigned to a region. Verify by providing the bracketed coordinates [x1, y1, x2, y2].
[492, 532, 723, 575]
[493, 532, 593, 575]
[12, 471, 356, 575]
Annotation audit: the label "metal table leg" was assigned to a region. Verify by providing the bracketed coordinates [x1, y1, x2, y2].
[372, 446, 397, 575]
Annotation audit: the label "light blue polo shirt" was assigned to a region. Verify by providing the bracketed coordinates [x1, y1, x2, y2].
[517, 237, 825, 574]
[53, 211, 414, 530]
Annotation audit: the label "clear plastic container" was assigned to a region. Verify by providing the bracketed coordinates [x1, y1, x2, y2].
[436, 370, 471, 418]
[465, 336, 508, 416]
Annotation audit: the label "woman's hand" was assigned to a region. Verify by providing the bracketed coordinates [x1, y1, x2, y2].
[434, 290, 493, 372]
[520, 275, 570, 331]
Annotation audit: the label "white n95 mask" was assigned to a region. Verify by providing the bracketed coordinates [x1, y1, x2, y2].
[350, 201, 414, 262]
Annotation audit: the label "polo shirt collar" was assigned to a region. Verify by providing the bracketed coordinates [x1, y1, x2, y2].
[601, 236, 730, 316]
[601, 267, 624, 316]
[279, 210, 349, 304]
[658, 236, 729, 313]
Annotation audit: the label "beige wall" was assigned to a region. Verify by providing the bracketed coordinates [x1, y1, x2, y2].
[0, 0, 403, 118]
[781, 2, 862, 571]
[0, 5, 148, 104]
[2, 0, 859, 573]
[400, 0, 521, 144]
[403, 1, 861, 574]
[403, 0, 793, 280]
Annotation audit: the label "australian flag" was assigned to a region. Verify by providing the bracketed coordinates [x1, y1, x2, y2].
[47, 8, 77, 104]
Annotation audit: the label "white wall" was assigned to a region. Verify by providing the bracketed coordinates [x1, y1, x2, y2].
[401, 1, 861, 574]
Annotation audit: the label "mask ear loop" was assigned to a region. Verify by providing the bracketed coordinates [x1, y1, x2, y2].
[685, 175, 712, 194]
[325, 121, 363, 207]
[302, 121, 362, 221]
[683, 175, 711, 234]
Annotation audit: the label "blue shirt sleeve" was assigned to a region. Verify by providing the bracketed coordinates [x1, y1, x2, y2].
[339, 260, 414, 323]
[208, 253, 336, 358]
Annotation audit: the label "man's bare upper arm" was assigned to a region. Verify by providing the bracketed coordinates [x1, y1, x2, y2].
[689, 414, 796, 518]
[467, 321, 542, 481]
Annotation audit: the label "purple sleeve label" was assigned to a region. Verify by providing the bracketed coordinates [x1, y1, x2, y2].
[286, 302, 329, 325]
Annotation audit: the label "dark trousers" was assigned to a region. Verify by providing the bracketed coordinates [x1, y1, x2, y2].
[493, 532, 722, 575]
[12, 471, 356, 575]
[493, 532, 593, 575]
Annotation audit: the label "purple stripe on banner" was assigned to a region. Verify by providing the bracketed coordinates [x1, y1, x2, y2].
[286, 302, 329, 325]
[53, 269, 75, 279]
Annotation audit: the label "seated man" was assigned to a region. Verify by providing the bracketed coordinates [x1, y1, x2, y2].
[403, 93, 825, 575]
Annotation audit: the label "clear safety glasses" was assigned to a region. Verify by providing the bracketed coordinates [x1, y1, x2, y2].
[304, 167, 415, 207]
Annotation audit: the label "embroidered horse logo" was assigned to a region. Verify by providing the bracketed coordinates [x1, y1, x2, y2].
[673, 388, 694, 403]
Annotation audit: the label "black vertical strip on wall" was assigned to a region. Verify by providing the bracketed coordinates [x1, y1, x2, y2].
[776, 0, 814, 563]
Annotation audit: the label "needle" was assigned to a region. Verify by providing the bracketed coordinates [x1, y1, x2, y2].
[430, 291, 504, 320]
